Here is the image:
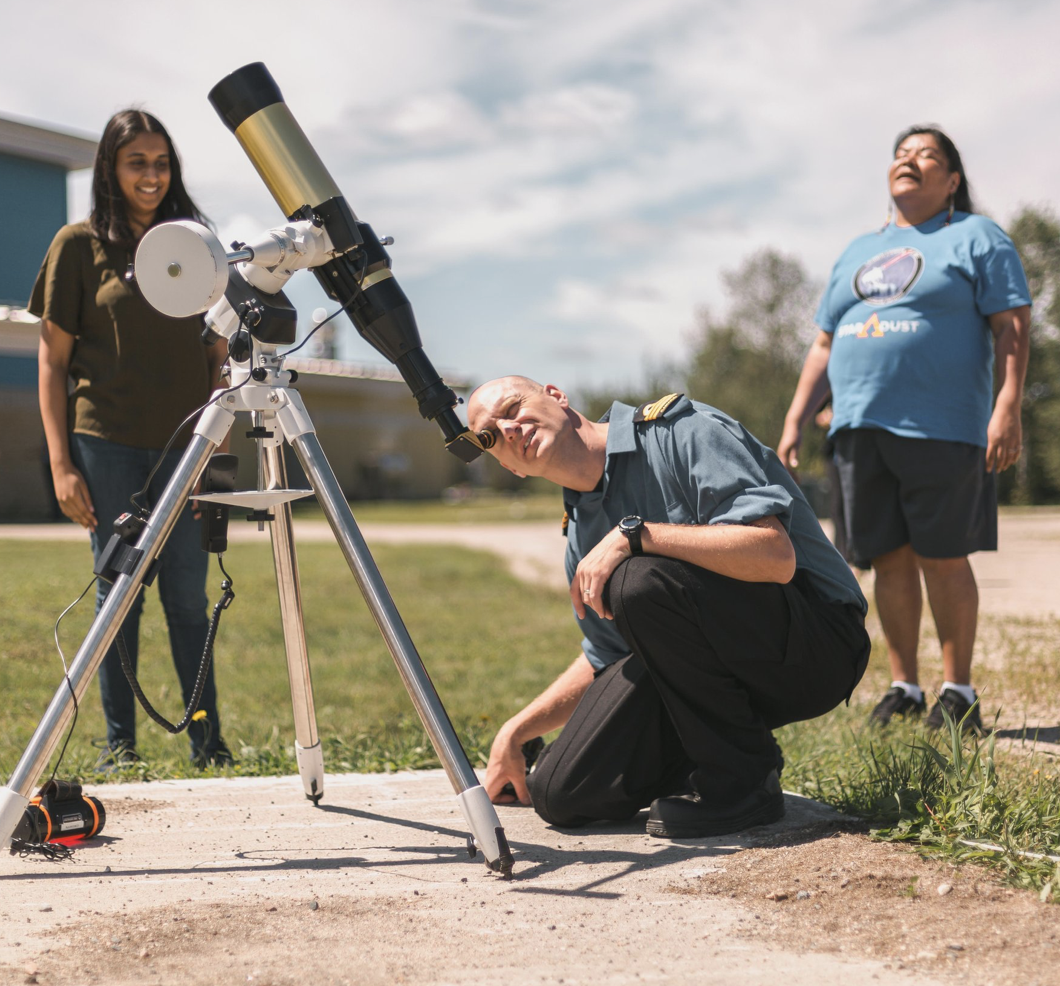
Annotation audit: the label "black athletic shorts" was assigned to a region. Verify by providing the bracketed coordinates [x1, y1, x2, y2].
[832, 428, 997, 570]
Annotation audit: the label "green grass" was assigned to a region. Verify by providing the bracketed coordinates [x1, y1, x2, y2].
[777, 609, 1060, 903]
[290, 490, 561, 525]
[778, 707, 1060, 902]
[3, 534, 1058, 900]
[0, 538, 573, 782]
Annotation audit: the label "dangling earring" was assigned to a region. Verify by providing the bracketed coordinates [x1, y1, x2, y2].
[879, 201, 893, 233]
[945, 192, 955, 226]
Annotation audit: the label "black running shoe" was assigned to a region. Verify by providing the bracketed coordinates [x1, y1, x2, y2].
[93, 742, 141, 774]
[193, 738, 236, 769]
[868, 686, 926, 726]
[647, 770, 785, 839]
[925, 687, 986, 736]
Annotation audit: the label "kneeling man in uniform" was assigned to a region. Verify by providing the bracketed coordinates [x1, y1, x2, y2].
[468, 376, 869, 837]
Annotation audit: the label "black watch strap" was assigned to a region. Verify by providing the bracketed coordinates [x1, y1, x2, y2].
[619, 515, 644, 555]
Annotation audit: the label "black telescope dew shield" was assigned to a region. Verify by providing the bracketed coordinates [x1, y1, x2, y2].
[208, 63, 492, 463]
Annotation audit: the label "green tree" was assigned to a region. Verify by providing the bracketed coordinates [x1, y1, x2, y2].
[1001, 206, 1060, 504]
[683, 249, 822, 466]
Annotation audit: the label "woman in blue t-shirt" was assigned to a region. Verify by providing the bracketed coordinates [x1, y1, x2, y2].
[778, 125, 1031, 735]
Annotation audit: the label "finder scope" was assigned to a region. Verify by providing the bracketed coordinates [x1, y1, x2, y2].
[208, 63, 492, 462]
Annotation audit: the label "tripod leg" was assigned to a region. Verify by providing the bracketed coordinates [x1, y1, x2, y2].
[1, 404, 233, 848]
[276, 397, 513, 875]
[262, 440, 324, 804]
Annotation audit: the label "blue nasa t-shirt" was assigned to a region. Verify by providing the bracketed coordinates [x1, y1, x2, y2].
[816, 210, 1030, 447]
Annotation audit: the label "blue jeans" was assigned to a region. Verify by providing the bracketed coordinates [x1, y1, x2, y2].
[70, 434, 223, 759]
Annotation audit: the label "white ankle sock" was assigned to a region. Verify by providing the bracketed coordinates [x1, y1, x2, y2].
[891, 681, 923, 703]
[940, 682, 977, 704]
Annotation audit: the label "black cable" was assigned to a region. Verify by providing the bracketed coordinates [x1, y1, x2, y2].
[128, 307, 258, 517]
[47, 577, 98, 786]
[10, 577, 98, 861]
[280, 244, 366, 359]
[116, 572, 234, 734]
[9, 836, 75, 862]
[279, 300, 351, 359]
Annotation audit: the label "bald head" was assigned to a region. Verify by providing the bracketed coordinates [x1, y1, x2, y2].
[466, 375, 605, 490]
[469, 376, 544, 411]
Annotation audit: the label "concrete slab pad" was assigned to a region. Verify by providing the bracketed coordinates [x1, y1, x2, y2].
[0, 770, 947, 986]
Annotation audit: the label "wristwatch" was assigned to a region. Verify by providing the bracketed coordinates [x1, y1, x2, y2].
[618, 515, 644, 555]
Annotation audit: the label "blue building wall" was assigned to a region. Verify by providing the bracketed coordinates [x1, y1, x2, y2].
[0, 152, 68, 306]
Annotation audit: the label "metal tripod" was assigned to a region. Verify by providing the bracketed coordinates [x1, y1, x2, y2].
[0, 342, 514, 876]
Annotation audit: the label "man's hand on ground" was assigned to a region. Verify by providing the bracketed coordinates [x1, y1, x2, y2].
[485, 728, 532, 804]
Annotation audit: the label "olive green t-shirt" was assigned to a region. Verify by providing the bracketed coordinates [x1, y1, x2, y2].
[29, 221, 214, 449]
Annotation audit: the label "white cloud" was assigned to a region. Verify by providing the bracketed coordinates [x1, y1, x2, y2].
[4, 0, 1059, 394]
[501, 84, 637, 136]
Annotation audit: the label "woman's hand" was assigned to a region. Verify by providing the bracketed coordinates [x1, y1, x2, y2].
[986, 401, 1023, 473]
[777, 420, 803, 472]
[51, 461, 96, 531]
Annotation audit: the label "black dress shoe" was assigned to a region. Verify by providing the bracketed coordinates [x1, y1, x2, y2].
[646, 769, 785, 838]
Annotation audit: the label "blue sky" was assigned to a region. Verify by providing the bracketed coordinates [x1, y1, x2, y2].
[4, 0, 1058, 399]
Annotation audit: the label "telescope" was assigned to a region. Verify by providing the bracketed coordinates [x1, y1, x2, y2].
[136, 60, 493, 462]
[0, 63, 512, 877]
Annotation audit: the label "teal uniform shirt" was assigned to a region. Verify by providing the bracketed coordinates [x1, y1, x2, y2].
[564, 396, 866, 670]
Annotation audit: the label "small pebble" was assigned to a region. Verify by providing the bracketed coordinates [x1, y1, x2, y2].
[840, 878, 850, 888]
[946, 943, 964, 952]
[40, 906, 52, 913]
[139, 948, 150, 960]
[937, 883, 953, 896]
[765, 891, 788, 901]
[104, 866, 111, 873]
[796, 890, 811, 900]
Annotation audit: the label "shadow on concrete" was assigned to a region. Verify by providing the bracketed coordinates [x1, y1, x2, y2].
[0, 791, 855, 894]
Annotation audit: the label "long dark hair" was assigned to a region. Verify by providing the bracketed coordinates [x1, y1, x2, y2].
[89, 109, 207, 247]
[892, 124, 975, 215]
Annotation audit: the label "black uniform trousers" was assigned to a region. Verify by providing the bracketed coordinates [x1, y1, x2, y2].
[527, 556, 870, 827]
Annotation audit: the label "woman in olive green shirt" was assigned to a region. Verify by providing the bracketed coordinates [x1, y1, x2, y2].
[32, 109, 230, 768]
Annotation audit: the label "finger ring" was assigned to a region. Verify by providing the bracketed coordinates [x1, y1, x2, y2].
[583, 590, 591, 597]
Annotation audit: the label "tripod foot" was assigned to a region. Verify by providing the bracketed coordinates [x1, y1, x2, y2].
[457, 785, 515, 877]
[0, 787, 31, 850]
[295, 740, 325, 804]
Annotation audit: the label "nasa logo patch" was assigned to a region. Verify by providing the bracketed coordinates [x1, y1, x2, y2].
[852, 247, 924, 306]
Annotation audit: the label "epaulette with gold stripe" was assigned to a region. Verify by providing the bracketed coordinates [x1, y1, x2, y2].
[633, 393, 683, 423]
[561, 510, 569, 537]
